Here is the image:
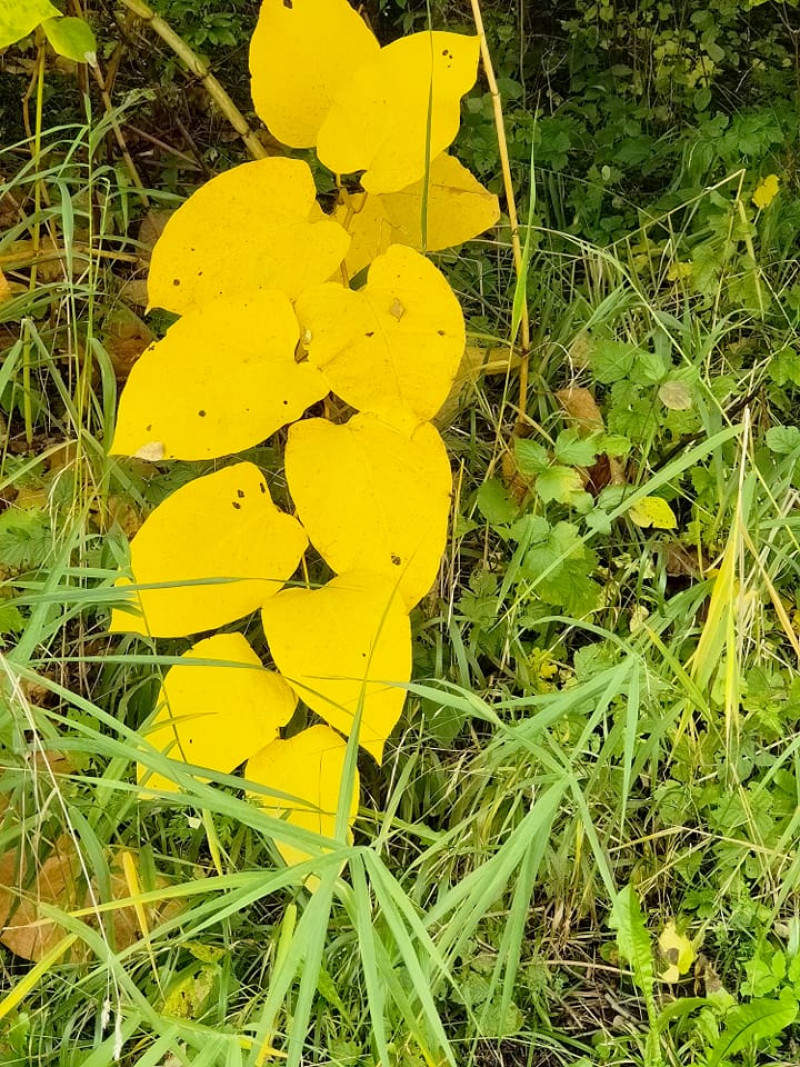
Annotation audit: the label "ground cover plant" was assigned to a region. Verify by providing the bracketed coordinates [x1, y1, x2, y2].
[2, 1, 800, 1066]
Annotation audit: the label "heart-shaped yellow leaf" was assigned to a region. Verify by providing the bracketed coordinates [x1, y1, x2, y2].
[250, 0, 379, 149]
[110, 463, 307, 638]
[260, 570, 411, 763]
[0, 0, 59, 50]
[147, 158, 350, 314]
[286, 414, 451, 608]
[138, 633, 297, 794]
[111, 290, 328, 461]
[317, 31, 480, 193]
[335, 153, 500, 276]
[296, 245, 465, 431]
[245, 724, 359, 869]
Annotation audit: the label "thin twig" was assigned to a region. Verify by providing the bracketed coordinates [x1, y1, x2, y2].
[468, 0, 531, 429]
[118, 0, 269, 161]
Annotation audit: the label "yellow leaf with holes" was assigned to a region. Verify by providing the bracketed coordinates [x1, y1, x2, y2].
[317, 31, 480, 193]
[658, 922, 696, 983]
[138, 633, 296, 794]
[250, 0, 379, 149]
[752, 174, 779, 210]
[260, 570, 411, 763]
[245, 724, 358, 869]
[0, 0, 59, 49]
[111, 290, 328, 461]
[147, 158, 350, 314]
[335, 154, 501, 276]
[296, 245, 465, 431]
[629, 496, 678, 531]
[286, 414, 451, 608]
[110, 463, 307, 638]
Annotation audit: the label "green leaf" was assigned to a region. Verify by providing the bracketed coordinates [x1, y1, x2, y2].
[513, 437, 549, 476]
[0, 510, 51, 570]
[535, 467, 592, 512]
[590, 339, 638, 384]
[42, 16, 97, 65]
[608, 885, 655, 1010]
[766, 426, 800, 455]
[553, 429, 600, 467]
[707, 992, 798, 1067]
[0, 0, 59, 49]
[0, 603, 24, 634]
[476, 478, 519, 525]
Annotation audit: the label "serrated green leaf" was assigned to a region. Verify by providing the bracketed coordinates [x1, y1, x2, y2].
[476, 478, 519, 525]
[513, 437, 549, 476]
[553, 429, 600, 467]
[766, 426, 800, 455]
[535, 467, 592, 511]
[707, 993, 798, 1067]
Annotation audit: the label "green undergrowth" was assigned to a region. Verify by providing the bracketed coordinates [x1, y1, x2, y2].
[2, 2, 800, 1066]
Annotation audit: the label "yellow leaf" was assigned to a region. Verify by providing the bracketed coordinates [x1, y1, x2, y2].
[0, 268, 12, 304]
[658, 921, 696, 983]
[335, 153, 500, 275]
[0, 0, 60, 50]
[260, 570, 411, 763]
[110, 463, 307, 638]
[286, 414, 451, 608]
[296, 245, 465, 431]
[147, 158, 350, 315]
[138, 633, 296, 794]
[111, 290, 328, 461]
[317, 31, 480, 193]
[250, 0, 379, 149]
[752, 173, 779, 210]
[245, 724, 359, 869]
[629, 496, 678, 531]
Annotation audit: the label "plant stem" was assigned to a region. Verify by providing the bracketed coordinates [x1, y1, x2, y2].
[118, 0, 269, 161]
[22, 35, 47, 446]
[468, 0, 531, 429]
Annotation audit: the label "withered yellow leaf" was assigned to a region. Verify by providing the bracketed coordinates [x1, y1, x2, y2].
[629, 496, 678, 531]
[317, 31, 480, 193]
[335, 154, 500, 276]
[110, 463, 307, 638]
[286, 414, 451, 608]
[658, 921, 696, 983]
[0, 841, 81, 961]
[752, 173, 779, 210]
[245, 724, 358, 869]
[138, 633, 296, 794]
[0, 843, 177, 960]
[250, 0, 379, 149]
[296, 245, 465, 431]
[111, 290, 328, 461]
[147, 158, 350, 314]
[260, 570, 411, 763]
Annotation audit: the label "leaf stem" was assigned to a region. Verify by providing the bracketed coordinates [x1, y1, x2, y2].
[467, 0, 531, 429]
[118, 0, 269, 161]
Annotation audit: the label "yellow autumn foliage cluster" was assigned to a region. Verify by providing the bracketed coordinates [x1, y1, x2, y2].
[109, 0, 500, 873]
